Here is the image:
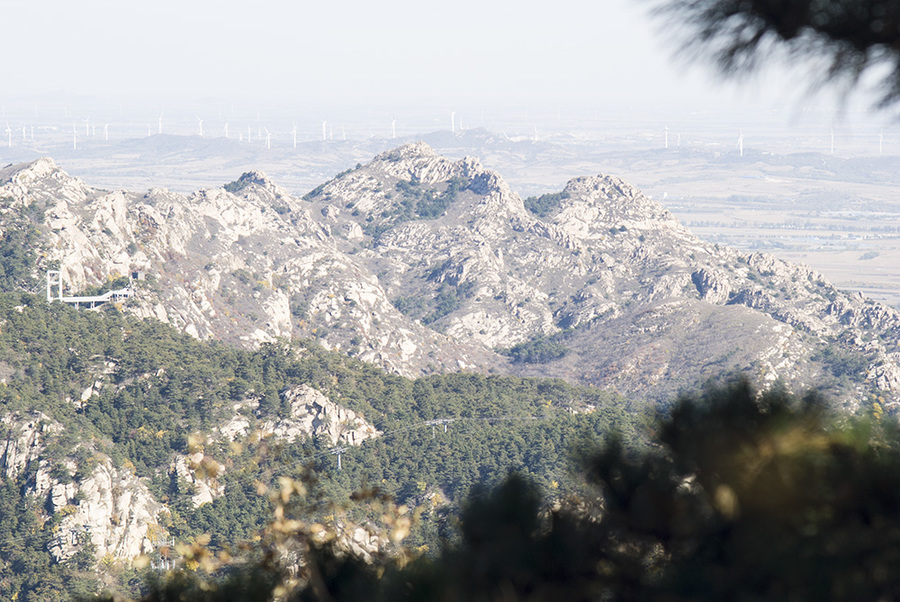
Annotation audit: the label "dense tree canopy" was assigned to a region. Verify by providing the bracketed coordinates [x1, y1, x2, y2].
[91, 380, 900, 601]
[0, 291, 640, 600]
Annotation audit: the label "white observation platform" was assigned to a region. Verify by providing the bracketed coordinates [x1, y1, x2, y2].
[46, 270, 133, 308]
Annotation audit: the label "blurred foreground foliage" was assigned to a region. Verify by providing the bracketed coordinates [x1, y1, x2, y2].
[657, 0, 900, 110]
[91, 380, 900, 601]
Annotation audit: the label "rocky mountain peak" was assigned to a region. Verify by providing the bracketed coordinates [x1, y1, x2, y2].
[368, 142, 491, 188]
[370, 141, 485, 178]
[299, 140, 525, 246]
[3, 145, 900, 406]
[223, 169, 287, 199]
[375, 140, 436, 160]
[0, 156, 59, 185]
[0, 157, 90, 209]
[559, 174, 675, 225]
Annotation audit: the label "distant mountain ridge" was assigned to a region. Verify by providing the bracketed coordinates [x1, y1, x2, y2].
[1, 142, 899, 408]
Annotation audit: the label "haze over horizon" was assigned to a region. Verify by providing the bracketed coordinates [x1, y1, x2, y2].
[1, 0, 892, 133]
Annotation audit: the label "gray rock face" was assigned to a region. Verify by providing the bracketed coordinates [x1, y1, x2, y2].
[0, 155, 498, 377]
[171, 452, 226, 509]
[0, 412, 59, 480]
[692, 268, 732, 304]
[177, 386, 377, 509]
[260, 384, 380, 446]
[0, 412, 164, 564]
[49, 459, 164, 563]
[2, 146, 899, 406]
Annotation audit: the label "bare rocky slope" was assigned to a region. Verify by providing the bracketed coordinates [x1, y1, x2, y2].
[0, 385, 382, 568]
[2, 143, 899, 408]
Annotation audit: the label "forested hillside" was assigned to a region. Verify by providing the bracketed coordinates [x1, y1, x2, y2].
[101, 381, 900, 602]
[0, 291, 641, 599]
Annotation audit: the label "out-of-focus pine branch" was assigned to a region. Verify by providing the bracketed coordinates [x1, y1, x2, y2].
[656, 0, 900, 108]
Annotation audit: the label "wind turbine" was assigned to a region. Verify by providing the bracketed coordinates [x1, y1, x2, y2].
[30, 125, 34, 141]
[880, 130, 884, 154]
[103, 124, 109, 141]
[224, 122, 229, 138]
[158, 116, 163, 135]
[451, 111, 455, 133]
[5, 123, 10, 148]
[292, 122, 297, 148]
[264, 127, 271, 150]
[196, 117, 203, 137]
[21, 126, 26, 141]
[737, 130, 744, 157]
[664, 126, 669, 149]
[830, 128, 834, 154]
[322, 121, 327, 141]
[391, 118, 396, 139]
[147, 124, 152, 137]
[72, 123, 77, 151]
[83, 117, 90, 137]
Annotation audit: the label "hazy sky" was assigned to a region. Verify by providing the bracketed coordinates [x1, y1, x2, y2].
[1, 0, 805, 110]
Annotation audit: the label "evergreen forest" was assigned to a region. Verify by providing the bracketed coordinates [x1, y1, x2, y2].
[0, 290, 642, 600]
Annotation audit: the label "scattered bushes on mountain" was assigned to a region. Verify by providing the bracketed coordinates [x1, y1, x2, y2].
[813, 346, 871, 379]
[302, 183, 327, 201]
[231, 269, 253, 286]
[423, 281, 474, 324]
[391, 294, 427, 318]
[392, 280, 475, 325]
[290, 296, 309, 320]
[0, 201, 45, 292]
[410, 175, 469, 219]
[222, 180, 248, 194]
[302, 167, 357, 201]
[363, 176, 470, 239]
[500, 334, 571, 364]
[523, 191, 569, 218]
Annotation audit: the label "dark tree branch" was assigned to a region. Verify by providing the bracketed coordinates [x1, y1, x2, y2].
[656, 0, 900, 108]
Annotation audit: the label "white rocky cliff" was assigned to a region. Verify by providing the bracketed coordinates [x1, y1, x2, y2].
[0, 412, 164, 563]
[174, 384, 379, 509]
[1, 145, 898, 406]
[259, 384, 381, 446]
